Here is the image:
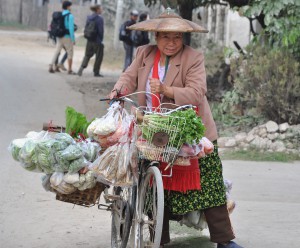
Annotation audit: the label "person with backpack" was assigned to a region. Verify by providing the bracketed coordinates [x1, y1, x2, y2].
[77, 4, 104, 77]
[132, 12, 150, 48]
[119, 10, 139, 72]
[49, 1, 76, 75]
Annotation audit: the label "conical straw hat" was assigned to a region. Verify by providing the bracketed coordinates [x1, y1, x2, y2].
[127, 8, 208, 33]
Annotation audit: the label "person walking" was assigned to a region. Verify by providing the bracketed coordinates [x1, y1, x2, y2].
[49, 1, 76, 75]
[110, 10, 243, 248]
[77, 4, 104, 77]
[132, 12, 150, 48]
[120, 10, 139, 72]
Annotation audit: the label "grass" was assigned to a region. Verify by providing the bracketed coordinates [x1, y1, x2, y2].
[220, 148, 300, 162]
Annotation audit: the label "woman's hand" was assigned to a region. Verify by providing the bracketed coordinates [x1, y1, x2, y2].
[149, 78, 163, 94]
[108, 89, 118, 99]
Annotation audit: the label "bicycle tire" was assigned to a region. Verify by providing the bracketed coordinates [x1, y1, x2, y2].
[135, 166, 164, 248]
[111, 187, 132, 248]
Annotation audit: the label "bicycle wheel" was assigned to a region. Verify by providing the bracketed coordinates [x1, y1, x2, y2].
[111, 187, 133, 248]
[135, 166, 164, 248]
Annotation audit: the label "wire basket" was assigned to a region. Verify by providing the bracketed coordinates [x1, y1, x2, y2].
[136, 107, 186, 165]
[55, 182, 106, 207]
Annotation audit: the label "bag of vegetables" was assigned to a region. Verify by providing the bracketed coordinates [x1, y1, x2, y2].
[90, 142, 133, 187]
[87, 102, 122, 138]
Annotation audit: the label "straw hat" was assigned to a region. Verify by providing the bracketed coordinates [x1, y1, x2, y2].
[127, 8, 208, 33]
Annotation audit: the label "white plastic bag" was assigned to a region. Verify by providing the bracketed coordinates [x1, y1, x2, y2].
[87, 102, 122, 137]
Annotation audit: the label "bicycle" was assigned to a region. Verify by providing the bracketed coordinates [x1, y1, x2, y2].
[99, 94, 192, 248]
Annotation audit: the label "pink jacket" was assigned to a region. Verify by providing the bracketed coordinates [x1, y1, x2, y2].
[113, 44, 218, 141]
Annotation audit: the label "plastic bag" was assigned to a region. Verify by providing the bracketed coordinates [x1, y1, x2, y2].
[69, 157, 89, 174]
[178, 137, 214, 159]
[51, 180, 77, 194]
[90, 144, 119, 185]
[63, 172, 80, 184]
[50, 172, 64, 186]
[90, 142, 133, 187]
[115, 142, 131, 184]
[87, 102, 122, 137]
[97, 110, 133, 147]
[60, 144, 83, 161]
[77, 139, 101, 162]
[8, 138, 28, 161]
[41, 174, 52, 192]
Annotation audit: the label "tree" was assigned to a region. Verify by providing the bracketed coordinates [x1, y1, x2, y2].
[144, 0, 300, 59]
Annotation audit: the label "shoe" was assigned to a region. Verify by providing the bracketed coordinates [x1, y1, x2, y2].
[217, 241, 244, 248]
[48, 65, 54, 73]
[77, 67, 83, 76]
[55, 66, 60, 72]
[68, 70, 77, 75]
[94, 73, 104, 77]
[57, 63, 67, 71]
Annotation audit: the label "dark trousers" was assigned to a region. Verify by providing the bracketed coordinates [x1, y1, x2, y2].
[161, 204, 235, 244]
[80, 41, 104, 74]
[123, 42, 134, 72]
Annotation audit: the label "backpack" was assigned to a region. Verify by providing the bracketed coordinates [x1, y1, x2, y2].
[84, 19, 98, 40]
[133, 30, 145, 47]
[119, 22, 129, 42]
[50, 11, 70, 38]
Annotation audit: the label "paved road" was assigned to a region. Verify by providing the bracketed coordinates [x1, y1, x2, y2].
[1, 31, 300, 248]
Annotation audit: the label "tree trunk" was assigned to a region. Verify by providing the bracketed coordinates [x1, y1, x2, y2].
[113, 0, 123, 49]
[178, 2, 193, 45]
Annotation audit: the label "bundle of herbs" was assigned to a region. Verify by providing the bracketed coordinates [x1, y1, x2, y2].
[142, 109, 205, 148]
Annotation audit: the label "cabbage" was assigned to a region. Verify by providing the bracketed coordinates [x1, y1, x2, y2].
[60, 144, 83, 161]
[9, 138, 27, 161]
[54, 133, 74, 145]
[69, 157, 86, 173]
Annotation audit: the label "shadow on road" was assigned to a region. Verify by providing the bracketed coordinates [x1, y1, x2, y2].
[165, 236, 215, 248]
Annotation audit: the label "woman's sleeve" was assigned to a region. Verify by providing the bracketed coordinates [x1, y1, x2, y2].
[112, 47, 143, 94]
[172, 53, 206, 106]
[69, 15, 75, 42]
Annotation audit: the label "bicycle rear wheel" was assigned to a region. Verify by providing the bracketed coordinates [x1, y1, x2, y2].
[111, 187, 133, 248]
[135, 166, 164, 248]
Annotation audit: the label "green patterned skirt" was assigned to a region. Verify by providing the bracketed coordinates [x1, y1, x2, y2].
[164, 142, 227, 215]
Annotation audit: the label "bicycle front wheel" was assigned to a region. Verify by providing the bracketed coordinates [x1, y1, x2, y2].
[111, 187, 133, 248]
[135, 166, 164, 248]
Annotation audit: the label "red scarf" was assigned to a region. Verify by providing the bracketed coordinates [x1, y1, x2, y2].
[151, 49, 161, 111]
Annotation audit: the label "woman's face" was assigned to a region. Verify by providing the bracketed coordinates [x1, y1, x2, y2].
[155, 32, 183, 57]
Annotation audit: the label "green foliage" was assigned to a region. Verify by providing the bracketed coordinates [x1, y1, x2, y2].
[230, 45, 300, 125]
[65, 107, 92, 138]
[241, 0, 300, 59]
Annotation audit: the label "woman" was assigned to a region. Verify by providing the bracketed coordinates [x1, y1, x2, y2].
[110, 10, 243, 248]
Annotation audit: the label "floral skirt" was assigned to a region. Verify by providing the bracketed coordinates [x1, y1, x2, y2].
[164, 142, 226, 215]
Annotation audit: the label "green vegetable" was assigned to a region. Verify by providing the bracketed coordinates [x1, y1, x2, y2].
[142, 109, 205, 147]
[60, 144, 83, 161]
[68, 157, 86, 173]
[170, 109, 205, 145]
[65, 107, 92, 138]
[9, 138, 27, 161]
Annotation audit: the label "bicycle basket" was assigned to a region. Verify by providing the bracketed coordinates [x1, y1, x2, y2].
[136, 107, 186, 164]
[55, 182, 106, 207]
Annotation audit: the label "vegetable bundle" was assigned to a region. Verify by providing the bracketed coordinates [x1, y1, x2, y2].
[9, 131, 101, 174]
[142, 109, 206, 148]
